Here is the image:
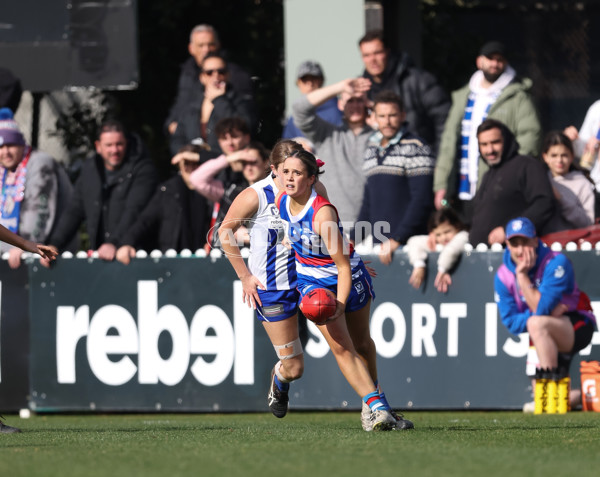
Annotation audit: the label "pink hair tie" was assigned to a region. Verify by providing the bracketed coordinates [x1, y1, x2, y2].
[316, 158, 325, 167]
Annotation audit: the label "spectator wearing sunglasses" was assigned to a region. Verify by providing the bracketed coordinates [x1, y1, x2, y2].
[165, 24, 254, 138]
[170, 52, 257, 156]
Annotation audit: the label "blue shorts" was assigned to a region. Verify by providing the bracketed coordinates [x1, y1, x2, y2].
[298, 262, 375, 313]
[256, 288, 299, 322]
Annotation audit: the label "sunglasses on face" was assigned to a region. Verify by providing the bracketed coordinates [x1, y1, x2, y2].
[203, 68, 227, 76]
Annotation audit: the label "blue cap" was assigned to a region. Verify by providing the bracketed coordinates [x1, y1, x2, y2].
[505, 217, 536, 239]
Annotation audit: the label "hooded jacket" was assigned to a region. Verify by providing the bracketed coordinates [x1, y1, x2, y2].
[495, 241, 595, 335]
[49, 133, 158, 250]
[169, 85, 256, 155]
[362, 52, 450, 154]
[468, 124, 556, 245]
[165, 56, 253, 132]
[434, 75, 542, 198]
[292, 95, 373, 224]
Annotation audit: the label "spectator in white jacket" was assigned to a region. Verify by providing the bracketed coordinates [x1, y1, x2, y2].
[564, 100, 600, 189]
[406, 208, 469, 293]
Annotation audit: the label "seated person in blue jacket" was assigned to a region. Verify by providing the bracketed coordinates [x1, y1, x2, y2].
[494, 217, 596, 376]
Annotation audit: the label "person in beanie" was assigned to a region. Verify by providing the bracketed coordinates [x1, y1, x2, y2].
[495, 217, 596, 375]
[0, 108, 73, 268]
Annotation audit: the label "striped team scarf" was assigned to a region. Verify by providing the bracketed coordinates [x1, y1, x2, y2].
[458, 93, 496, 200]
[0, 146, 31, 233]
[458, 66, 515, 200]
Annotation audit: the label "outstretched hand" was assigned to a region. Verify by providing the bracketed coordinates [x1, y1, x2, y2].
[35, 244, 58, 262]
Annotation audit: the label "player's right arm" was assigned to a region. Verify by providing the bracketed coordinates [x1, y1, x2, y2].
[0, 224, 58, 262]
[218, 187, 265, 309]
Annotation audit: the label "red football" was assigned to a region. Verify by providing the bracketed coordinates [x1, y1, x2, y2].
[300, 288, 337, 324]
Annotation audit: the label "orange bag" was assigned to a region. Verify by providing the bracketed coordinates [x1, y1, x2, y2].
[581, 361, 600, 412]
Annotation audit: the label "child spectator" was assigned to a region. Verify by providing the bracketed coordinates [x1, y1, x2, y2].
[541, 131, 595, 231]
[406, 208, 469, 293]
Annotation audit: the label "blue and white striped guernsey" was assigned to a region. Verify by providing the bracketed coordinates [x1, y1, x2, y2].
[247, 174, 296, 291]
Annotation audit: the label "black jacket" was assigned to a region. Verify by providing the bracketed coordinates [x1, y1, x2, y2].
[362, 52, 450, 154]
[165, 56, 254, 133]
[121, 174, 212, 252]
[468, 125, 557, 246]
[169, 85, 256, 155]
[49, 134, 158, 250]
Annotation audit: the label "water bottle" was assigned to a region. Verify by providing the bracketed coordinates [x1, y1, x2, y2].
[534, 368, 549, 415]
[557, 370, 570, 414]
[546, 368, 559, 414]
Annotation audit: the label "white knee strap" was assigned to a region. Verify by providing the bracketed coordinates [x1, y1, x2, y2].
[273, 337, 303, 361]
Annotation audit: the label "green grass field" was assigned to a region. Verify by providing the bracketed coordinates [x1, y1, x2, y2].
[2, 411, 600, 477]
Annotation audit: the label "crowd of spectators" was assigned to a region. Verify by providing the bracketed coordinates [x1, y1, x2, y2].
[1, 27, 599, 280]
[2, 24, 600, 420]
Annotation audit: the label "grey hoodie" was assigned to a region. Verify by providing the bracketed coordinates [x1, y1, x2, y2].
[292, 95, 373, 226]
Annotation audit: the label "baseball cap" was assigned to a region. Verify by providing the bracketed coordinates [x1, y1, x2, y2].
[479, 41, 506, 59]
[296, 61, 324, 80]
[505, 217, 536, 240]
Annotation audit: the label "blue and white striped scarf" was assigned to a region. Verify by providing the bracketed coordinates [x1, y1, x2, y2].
[458, 66, 516, 200]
